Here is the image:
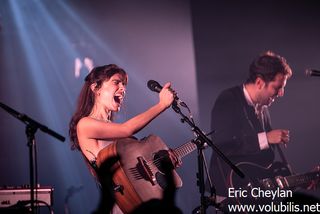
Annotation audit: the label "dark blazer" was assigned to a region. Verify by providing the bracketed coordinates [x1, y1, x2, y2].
[208, 86, 275, 196]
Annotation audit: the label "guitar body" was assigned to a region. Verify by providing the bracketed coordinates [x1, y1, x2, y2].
[96, 135, 182, 214]
[229, 161, 291, 190]
[223, 162, 292, 208]
[225, 161, 320, 208]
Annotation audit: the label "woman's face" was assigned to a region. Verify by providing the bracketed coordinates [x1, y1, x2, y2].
[95, 73, 127, 112]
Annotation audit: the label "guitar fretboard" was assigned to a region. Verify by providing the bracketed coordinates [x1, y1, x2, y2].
[174, 141, 197, 158]
[285, 171, 320, 188]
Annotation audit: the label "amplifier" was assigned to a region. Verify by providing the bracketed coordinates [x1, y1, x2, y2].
[0, 186, 53, 208]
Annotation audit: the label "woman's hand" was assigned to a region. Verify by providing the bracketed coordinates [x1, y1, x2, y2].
[168, 149, 182, 168]
[159, 82, 175, 109]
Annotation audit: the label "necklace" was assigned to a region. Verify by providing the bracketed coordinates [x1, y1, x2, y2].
[88, 115, 111, 123]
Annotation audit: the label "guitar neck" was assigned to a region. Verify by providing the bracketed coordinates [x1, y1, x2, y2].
[285, 171, 320, 188]
[173, 141, 197, 159]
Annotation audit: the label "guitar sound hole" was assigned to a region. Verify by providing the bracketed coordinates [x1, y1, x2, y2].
[153, 150, 173, 190]
[155, 172, 167, 190]
[153, 150, 172, 172]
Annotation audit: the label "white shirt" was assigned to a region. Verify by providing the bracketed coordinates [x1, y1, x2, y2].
[243, 85, 269, 150]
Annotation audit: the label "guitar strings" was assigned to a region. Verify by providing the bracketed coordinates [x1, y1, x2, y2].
[143, 144, 196, 172]
[145, 146, 191, 167]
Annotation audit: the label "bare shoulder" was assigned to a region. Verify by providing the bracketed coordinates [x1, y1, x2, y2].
[78, 117, 92, 128]
[78, 116, 94, 125]
[77, 117, 127, 140]
[77, 116, 114, 139]
[77, 117, 98, 133]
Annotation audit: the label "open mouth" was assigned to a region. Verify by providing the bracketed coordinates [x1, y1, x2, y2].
[114, 94, 124, 105]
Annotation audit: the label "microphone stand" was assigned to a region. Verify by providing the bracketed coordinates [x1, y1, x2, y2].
[0, 102, 65, 214]
[171, 102, 244, 214]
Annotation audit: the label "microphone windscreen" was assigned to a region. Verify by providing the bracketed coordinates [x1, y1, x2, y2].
[305, 69, 320, 77]
[147, 80, 162, 92]
[305, 69, 312, 76]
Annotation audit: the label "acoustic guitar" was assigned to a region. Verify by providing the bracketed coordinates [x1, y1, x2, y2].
[96, 135, 197, 213]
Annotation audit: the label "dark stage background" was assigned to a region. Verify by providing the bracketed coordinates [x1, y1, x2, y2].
[0, 0, 319, 213]
[192, 0, 320, 184]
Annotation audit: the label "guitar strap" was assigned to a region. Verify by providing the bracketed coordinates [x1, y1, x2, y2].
[81, 152, 100, 184]
[263, 108, 294, 175]
[275, 145, 294, 175]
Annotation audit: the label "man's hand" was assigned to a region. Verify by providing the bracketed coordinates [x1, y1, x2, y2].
[267, 129, 290, 145]
[307, 165, 320, 190]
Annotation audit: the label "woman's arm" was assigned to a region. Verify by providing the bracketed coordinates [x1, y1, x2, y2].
[77, 82, 174, 140]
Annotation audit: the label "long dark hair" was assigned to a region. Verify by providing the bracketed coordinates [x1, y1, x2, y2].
[69, 64, 127, 150]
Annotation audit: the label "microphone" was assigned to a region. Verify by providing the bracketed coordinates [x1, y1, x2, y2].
[147, 80, 163, 93]
[147, 80, 187, 107]
[305, 69, 320, 77]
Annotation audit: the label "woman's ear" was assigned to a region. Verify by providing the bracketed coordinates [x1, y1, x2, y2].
[90, 83, 97, 93]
